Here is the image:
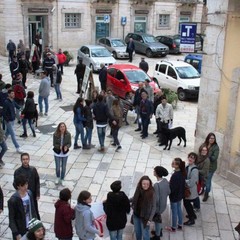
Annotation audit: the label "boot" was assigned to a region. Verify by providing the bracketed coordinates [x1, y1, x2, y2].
[202, 192, 209, 202]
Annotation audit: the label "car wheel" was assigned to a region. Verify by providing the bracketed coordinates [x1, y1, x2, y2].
[112, 51, 117, 59]
[153, 78, 160, 88]
[146, 49, 153, 58]
[178, 89, 186, 101]
[89, 64, 94, 73]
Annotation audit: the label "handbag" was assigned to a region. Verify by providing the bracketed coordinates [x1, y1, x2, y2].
[53, 147, 61, 154]
[152, 212, 162, 223]
[184, 184, 191, 198]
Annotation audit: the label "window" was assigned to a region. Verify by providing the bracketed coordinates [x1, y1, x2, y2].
[65, 13, 81, 28]
[167, 66, 177, 79]
[159, 14, 170, 27]
[159, 64, 167, 74]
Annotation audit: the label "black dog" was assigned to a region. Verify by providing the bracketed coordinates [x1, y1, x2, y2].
[161, 127, 187, 150]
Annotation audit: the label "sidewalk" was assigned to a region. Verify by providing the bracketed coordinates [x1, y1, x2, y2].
[0, 54, 239, 240]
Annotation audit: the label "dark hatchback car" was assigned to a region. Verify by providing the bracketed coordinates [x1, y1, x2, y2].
[156, 35, 181, 54]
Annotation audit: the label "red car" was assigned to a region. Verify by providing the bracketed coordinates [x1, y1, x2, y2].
[106, 64, 158, 99]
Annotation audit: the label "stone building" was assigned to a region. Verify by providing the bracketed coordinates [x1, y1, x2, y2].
[195, 0, 240, 185]
[0, 0, 204, 56]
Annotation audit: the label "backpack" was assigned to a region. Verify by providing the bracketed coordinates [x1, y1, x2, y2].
[14, 84, 26, 100]
[186, 166, 204, 195]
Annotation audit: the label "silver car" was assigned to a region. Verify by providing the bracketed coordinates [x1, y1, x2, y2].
[98, 37, 129, 59]
[77, 45, 116, 72]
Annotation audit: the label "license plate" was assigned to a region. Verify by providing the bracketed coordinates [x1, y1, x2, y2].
[162, 52, 165, 54]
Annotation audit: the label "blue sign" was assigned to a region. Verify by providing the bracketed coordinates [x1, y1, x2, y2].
[104, 14, 110, 23]
[121, 16, 127, 26]
[180, 23, 197, 53]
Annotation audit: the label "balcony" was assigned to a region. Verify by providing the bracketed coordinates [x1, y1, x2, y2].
[175, 0, 199, 3]
[90, 0, 117, 3]
[129, 0, 157, 5]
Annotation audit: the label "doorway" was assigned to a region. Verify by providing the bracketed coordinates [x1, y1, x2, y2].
[95, 16, 110, 42]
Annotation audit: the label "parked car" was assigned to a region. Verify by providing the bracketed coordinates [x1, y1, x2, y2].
[98, 37, 129, 59]
[107, 64, 159, 99]
[153, 60, 200, 101]
[156, 35, 180, 54]
[77, 45, 116, 72]
[125, 33, 169, 58]
[184, 54, 202, 74]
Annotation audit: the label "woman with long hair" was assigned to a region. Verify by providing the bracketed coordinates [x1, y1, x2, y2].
[53, 122, 71, 186]
[165, 158, 186, 232]
[201, 132, 219, 202]
[132, 175, 156, 240]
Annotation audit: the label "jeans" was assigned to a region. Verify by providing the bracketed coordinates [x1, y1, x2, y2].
[112, 127, 120, 146]
[0, 140, 7, 160]
[54, 156, 68, 180]
[97, 126, 106, 148]
[154, 222, 162, 237]
[84, 127, 93, 145]
[133, 214, 150, 240]
[109, 229, 124, 240]
[183, 199, 197, 220]
[205, 171, 215, 193]
[170, 200, 183, 229]
[22, 118, 35, 135]
[135, 106, 141, 129]
[74, 123, 85, 146]
[54, 83, 62, 99]
[38, 95, 49, 114]
[5, 120, 20, 148]
[141, 114, 150, 137]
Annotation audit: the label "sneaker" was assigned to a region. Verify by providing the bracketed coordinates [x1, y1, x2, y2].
[135, 128, 141, 132]
[17, 120, 21, 124]
[55, 178, 60, 185]
[177, 225, 183, 230]
[165, 226, 176, 232]
[90, 144, 95, 148]
[61, 180, 65, 187]
[16, 148, 24, 154]
[111, 143, 117, 146]
[194, 208, 200, 212]
[39, 112, 43, 117]
[183, 220, 195, 226]
[0, 160, 5, 166]
[82, 145, 91, 149]
[116, 146, 122, 151]
[20, 133, 28, 138]
[44, 112, 48, 116]
[74, 145, 81, 149]
[107, 134, 112, 138]
[33, 133, 36, 137]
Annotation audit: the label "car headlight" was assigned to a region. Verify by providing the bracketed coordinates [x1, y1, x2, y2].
[151, 48, 157, 52]
[188, 85, 196, 90]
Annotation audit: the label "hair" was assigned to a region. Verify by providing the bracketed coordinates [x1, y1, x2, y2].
[112, 99, 119, 106]
[77, 190, 91, 204]
[26, 226, 45, 240]
[162, 95, 167, 101]
[0, 74, 2, 80]
[21, 152, 30, 161]
[42, 70, 48, 76]
[14, 174, 28, 187]
[106, 89, 112, 94]
[85, 99, 92, 107]
[60, 188, 71, 202]
[204, 132, 217, 146]
[5, 83, 12, 89]
[73, 97, 84, 113]
[97, 94, 104, 102]
[27, 91, 34, 99]
[137, 175, 153, 191]
[55, 122, 67, 136]
[136, 175, 154, 202]
[188, 152, 198, 162]
[8, 89, 14, 94]
[173, 158, 187, 177]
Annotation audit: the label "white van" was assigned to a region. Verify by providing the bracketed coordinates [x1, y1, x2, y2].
[153, 60, 200, 101]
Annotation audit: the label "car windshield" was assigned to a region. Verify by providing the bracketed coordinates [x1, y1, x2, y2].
[176, 66, 200, 79]
[111, 39, 126, 47]
[91, 48, 111, 57]
[143, 35, 157, 43]
[124, 70, 151, 83]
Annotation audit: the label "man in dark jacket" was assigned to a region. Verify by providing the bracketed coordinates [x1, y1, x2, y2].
[99, 63, 107, 92]
[9, 55, 19, 80]
[92, 94, 110, 152]
[126, 38, 135, 62]
[8, 174, 37, 240]
[74, 57, 86, 94]
[7, 39, 16, 63]
[19, 54, 30, 89]
[139, 57, 149, 73]
[14, 153, 40, 219]
[43, 52, 55, 87]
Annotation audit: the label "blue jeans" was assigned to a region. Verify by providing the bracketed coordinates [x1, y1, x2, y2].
[109, 229, 124, 240]
[84, 127, 93, 145]
[54, 83, 62, 99]
[97, 126, 106, 148]
[74, 123, 85, 146]
[38, 95, 49, 113]
[5, 120, 20, 148]
[22, 118, 35, 135]
[135, 106, 141, 129]
[133, 214, 150, 240]
[205, 171, 215, 193]
[54, 156, 68, 180]
[0, 140, 7, 160]
[154, 222, 162, 237]
[170, 200, 183, 229]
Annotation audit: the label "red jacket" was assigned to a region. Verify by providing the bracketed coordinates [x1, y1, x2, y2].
[54, 199, 75, 238]
[57, 53, 67, 64]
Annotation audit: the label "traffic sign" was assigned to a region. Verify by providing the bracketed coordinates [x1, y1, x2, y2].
[180, 23, 197, 53]
[104, 14, 110, 23]
[121, 16, 127, 26]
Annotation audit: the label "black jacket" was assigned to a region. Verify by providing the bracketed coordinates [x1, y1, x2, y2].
[140, 99, 154, 118]
[139, 60, 149, 73]
[169, 171, 185, 202]
[3, 98, 16, 122]
[21, 98, 36, 119]
[103, 191, 130, 231]
[83, 105, 93, 129]
[8, 190, 37, 238]
[99, 66, 107, 84]
[74, 62, 86, 79]
[92, 101, 109, 125]
[133, 88, 147, 107]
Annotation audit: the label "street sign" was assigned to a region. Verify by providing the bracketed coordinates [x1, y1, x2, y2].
[104, 14, 110, 23]
[180, 23, 197, 53]
[121, 16, 127, 26]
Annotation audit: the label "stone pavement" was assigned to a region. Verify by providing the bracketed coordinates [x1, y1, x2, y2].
[0, 53, 240, 240]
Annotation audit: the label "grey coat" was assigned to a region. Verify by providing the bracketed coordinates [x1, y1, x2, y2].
[38, 77, 50, 98]
[185, 164, 199, 200]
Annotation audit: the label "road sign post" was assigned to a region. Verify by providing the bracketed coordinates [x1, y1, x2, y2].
[180, 23, 197, 53]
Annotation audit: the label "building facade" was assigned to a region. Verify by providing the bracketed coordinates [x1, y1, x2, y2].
[195, 0, 240, 185]
[0, 0, 204, 56]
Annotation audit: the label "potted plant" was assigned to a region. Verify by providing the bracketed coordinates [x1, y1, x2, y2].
[162, 88, 178, 109]
[63, 51, 74, 66]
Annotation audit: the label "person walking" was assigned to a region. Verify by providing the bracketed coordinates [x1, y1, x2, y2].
[54, 188, 75, 240]
[144, 79, 154, 102]
[151, 166, 170, 240]
[19, 54, 30, 89]
[132, 175, 156, 240]
[17, 39, 25, 56]
[38, 70, 50, 116]
[8, 174, 37, 240]
[53, 122, 71, 186]
[165, 158, 186, 232]
[0, 185, 3, 214]
[43, 52, 55, 87]
[52, 65, 62, 101]
[56, 48, 66, 75]
[2, 89, 23, 153]
[139, 57, 149, 73]
[9, 55, 19, 80]
[126, 38, 135, 62]
[14, 153, 40, 220]
[103, 180, 130, 240]
[74, 57, 86, 94]
[7, 39, 16, 63]
[75, 191, 103, 240]
[31, 46, 40, 74]
[0, 123, 7, 168]
[201, 132, 220, 202]
[99, 63, 107, 92]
